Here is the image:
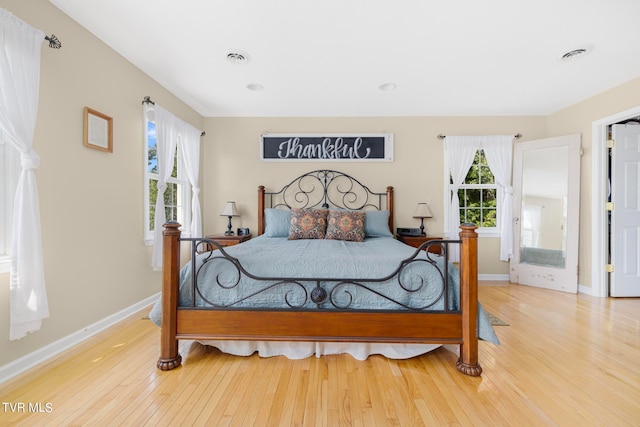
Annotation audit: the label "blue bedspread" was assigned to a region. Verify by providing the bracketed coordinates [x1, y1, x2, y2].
[149, 236, 499, 344]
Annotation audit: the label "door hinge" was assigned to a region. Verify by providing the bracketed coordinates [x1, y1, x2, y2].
[606, 202, 614, 211]
[606, 264, 614, 273]
[607, 139, 615, 148]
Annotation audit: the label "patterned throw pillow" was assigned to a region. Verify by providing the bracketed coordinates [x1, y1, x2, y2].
[288, 208, 328, 240]
[325, 210, 366, 242]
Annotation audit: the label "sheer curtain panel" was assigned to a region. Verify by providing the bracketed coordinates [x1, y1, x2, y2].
[483, 136, 515, 261]
[0, 8, 48, 340]
[177, 121, 202, 239]
[444, 136, 481, 262]
[150, 105, 202, 270]
[151, 105, 179, 270]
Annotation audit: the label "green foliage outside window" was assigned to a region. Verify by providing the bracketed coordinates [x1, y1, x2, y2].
[454, 150, 498, 228]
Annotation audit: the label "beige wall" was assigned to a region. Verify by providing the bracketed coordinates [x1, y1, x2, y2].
[202, 116, 548, 277]
[0, 0, 202, 367]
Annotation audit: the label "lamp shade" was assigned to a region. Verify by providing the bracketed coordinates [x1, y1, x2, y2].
[220, 201, 239, 217]
[413, 203, 433, 219]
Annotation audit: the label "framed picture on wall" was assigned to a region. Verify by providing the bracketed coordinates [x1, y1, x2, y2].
[83, 107, 113, 153]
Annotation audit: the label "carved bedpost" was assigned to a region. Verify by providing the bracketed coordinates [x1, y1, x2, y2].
[157, 222, 183, 371]
[258, 185, 265, 236]
[386, 186, 394, 233]
[456, 223, 482, 376]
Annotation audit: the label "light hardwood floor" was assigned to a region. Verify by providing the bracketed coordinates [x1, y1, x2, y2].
[1, 283, 639, 426]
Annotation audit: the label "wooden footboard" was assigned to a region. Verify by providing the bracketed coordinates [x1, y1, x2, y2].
[157, 222, 481, 376]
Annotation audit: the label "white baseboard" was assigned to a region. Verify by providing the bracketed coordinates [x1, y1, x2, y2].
[479, 274, 509, 281]
[578, 284, 597, 296]
[479, 277, 597, 295]
[0, 293, 160, 385]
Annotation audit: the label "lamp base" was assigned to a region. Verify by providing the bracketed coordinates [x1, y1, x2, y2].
[225, 216, 234, 235]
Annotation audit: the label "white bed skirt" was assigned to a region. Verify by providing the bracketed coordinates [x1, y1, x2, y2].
[197, 341, 441, 361]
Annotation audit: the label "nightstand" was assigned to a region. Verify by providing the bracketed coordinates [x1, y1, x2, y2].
[202, 233, 251, 251]
[396, 234, 443, 254]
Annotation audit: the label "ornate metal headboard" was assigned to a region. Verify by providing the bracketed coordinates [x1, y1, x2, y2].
[257, 170, 394, 235]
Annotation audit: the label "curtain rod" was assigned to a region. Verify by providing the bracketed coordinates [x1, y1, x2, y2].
[437, 133, 522, 140]
[44, 34, 61, 49]
[142, 96, 206, 137]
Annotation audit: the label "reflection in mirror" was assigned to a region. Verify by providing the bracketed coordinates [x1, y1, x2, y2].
[519, 145, 569, 268]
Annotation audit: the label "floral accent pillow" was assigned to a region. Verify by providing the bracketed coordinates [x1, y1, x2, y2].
[288, 208, 328, 240]
[325, 210, 366, 242]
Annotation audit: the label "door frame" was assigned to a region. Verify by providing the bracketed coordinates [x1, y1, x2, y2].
[591, 105, 640, 297]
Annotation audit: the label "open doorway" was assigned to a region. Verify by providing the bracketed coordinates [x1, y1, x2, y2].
[592, 106, 640, 297]
[607, 118, 640, 296]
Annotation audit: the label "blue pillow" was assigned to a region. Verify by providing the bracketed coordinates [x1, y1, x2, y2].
[264, 208, 292, 237]
[365, 210, 393, 237]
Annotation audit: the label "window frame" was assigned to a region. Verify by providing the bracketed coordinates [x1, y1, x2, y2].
[143, 110, 191, 245]
[443, 148, 502, 238]
[0, 129, 20, 272]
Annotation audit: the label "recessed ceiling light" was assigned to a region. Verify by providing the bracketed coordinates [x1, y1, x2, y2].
[227, 50, 250, 64]
[560, 44, 594, 61]
[379, 82, 397, 91]
[247, 83, 263, 91]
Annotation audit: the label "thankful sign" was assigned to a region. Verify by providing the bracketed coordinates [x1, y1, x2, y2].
[260, 133, 394, 162]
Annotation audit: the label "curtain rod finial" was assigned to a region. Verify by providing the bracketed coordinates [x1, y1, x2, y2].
[44, 34, 61, 49]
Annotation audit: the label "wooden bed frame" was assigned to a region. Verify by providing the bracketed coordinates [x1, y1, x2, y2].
[157, 170, 481, 376]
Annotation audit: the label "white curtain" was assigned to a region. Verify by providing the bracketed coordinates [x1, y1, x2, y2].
[445, 136, 481, 262]
[0, 9, 48, 340]
[445, 135, 515, 263]
[483, 136, 515, 261]
[177, 121, 202, 239]
[150, 105, 201, 270]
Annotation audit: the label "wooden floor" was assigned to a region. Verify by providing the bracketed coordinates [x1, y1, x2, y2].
[1, 283, 639, 426]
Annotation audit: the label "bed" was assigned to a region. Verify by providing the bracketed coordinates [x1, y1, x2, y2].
[150, 169, 498, 376]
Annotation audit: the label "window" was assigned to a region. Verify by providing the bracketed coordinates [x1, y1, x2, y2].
[143, 114, 191, 243]
[447, 149, 501, 235]
[0, 129, 20, 272]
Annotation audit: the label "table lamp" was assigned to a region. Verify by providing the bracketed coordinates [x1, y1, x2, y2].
[413, 203, 433, 236]
[220, 201, 239, 235]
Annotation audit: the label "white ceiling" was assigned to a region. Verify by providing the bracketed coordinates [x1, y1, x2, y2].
[50, 0, 640, 117]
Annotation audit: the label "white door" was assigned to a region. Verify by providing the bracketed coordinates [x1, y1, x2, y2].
[610, 124, 640, 297]
[510, 134, 581, 293]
